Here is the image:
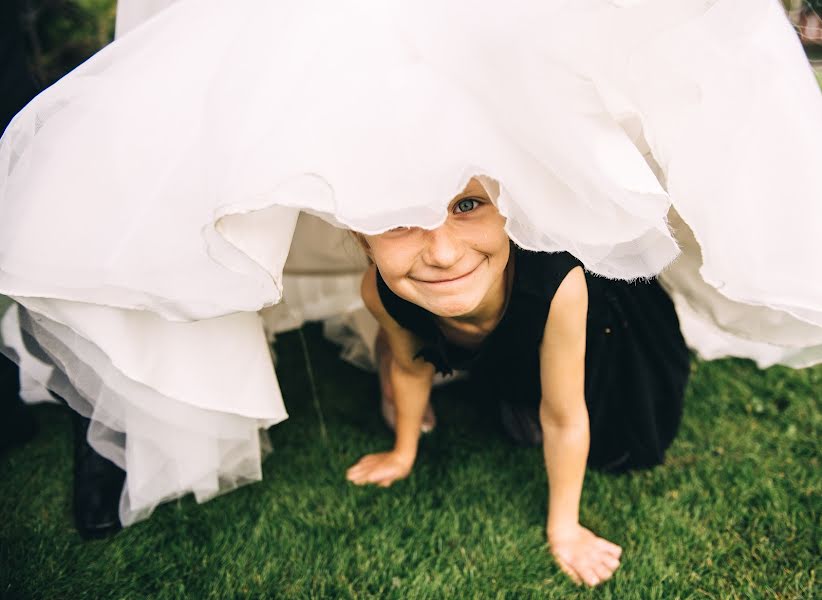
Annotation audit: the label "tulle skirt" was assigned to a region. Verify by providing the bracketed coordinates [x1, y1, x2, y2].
[1, 0, 821, 524]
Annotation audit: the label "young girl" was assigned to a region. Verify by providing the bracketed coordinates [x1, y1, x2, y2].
[345, 178, 689, 586]
[0, 0, 820, 573]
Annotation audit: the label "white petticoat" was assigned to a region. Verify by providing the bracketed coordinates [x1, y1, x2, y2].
[1, 0, 820, 524]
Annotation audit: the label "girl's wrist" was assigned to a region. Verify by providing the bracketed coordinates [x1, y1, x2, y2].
[392, 424, 419, 463]
[547, 516, 580, 539]
[391, 445, 417, 468]
[393, 414, 422, 462]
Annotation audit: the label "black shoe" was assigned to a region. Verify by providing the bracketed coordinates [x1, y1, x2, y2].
[0, 353, 37, 454]
[72, 412, 125, 540]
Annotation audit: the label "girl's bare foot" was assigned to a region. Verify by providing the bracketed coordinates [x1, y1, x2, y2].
[375, 328, 436, 433]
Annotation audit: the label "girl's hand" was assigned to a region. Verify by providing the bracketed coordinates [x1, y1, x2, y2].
[547, 523, 622, 587]
[346, 451, 414, 487]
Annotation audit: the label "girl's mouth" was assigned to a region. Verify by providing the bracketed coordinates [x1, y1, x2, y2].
[413, 263, 480, 285]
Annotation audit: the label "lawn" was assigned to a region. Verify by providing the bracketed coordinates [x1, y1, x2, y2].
[1, 324, 819, 599]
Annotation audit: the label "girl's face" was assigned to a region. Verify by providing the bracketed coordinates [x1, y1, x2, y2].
[364, 178, 510, 319]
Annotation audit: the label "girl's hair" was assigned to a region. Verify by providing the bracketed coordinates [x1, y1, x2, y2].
[349, 231, 373, 263]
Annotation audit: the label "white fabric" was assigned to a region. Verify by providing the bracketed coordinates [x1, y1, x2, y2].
[7, 298, 287, 525]
[660, 210, 822, 368]
[1, 0, 821, 524]
[114, 0, 177, 38]
[1, 304, 56, 404]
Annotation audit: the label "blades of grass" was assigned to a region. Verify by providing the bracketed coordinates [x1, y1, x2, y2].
[298, 325, 329, 445]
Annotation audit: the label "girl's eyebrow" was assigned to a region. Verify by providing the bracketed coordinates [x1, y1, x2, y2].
[453, 185, 488, 199]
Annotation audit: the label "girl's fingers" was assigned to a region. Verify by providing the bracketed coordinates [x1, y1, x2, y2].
[346, 461, 364, 472]
[346, 455, 380, 478]
[592, 561, 614, 583]
[349, 472, 379, 486]
[373, 466, 404, 485]
[355, 455, 378, 467]
[348, 452, 408, 486]
[555, 556, 582, 585]
[596, 538, 623, 558]
[346, 463, 377, 483]
[552, 547, 572, 564]
[578, 565, 601, 587]
[551, 537, 620, 588]
[345, 465, 366, 479]
[347, 462, 401, 487]
[601, 553, 621, 571]
[346, 468, 371, 484]
[367, 468, 389, 483]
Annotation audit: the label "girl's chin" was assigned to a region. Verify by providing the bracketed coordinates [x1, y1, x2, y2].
[421, 295, 482, 318]
[408, 281, 491, 318]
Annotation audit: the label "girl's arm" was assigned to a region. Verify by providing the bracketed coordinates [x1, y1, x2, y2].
[538, 266, 622, 587]
[346, 265, 435, 486]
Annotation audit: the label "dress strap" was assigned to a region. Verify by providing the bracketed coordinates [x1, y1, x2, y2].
[512, 249, 584, 305]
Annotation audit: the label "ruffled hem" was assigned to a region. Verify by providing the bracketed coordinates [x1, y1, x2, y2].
[2, 302, 286, 525]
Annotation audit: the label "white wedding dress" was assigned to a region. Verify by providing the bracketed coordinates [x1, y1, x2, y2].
[1, 0, 820, 525]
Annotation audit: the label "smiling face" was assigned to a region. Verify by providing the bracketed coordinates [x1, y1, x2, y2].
[364, 178, 510, 319]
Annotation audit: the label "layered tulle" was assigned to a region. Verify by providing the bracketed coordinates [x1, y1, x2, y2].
[1, 0, 821, 524]
[2, 301, 286, 525]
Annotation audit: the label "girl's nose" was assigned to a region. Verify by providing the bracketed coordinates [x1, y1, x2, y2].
[421, 225, 464, 268]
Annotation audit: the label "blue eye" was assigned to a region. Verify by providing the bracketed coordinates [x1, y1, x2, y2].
[454, 198, 479, 214]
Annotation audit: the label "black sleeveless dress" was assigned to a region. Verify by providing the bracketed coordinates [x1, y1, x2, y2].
[376, 245, 690, 473]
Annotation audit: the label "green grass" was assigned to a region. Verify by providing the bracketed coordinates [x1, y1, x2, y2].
[1, 324, 819, 599]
